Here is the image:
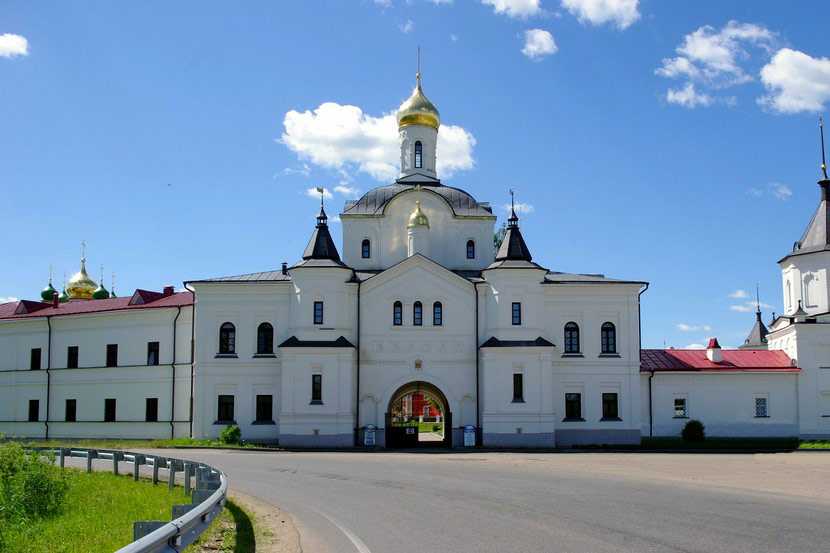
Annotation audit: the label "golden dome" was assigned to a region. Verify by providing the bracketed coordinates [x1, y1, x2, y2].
[408, 200, 430, 229]
[397, 74, 440, 130]
[66, 258, 98, 300]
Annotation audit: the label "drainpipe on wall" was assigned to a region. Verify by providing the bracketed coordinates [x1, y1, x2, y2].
[45, 315, 52, 440]
[186, 284, 196, 438]
[474, 281, 481, 447]
[354, 278, 361, 447]
[171, 306, 182, 439]
[638, 283, 650, 438]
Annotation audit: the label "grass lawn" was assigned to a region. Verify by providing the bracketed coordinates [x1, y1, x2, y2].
[9, 437, 274, 451]
[641, 437, 801, 450]
[185, 500, 255, 552]
[798, 440, 830, 449]
[418, 421, 444, 434]
[2, 469, 190, 553]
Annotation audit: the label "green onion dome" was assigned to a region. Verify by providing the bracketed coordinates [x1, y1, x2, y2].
[92, 283, 110, 300]
[58, 288, 70, 303]
[40, 282, 57, 302]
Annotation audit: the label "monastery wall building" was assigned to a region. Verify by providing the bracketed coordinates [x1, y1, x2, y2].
[1, 74, 827, 447]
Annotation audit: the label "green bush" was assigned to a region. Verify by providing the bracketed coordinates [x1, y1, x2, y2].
[219, 425, 242, 445]
[681, 419, 706, 442]
[0, 442, 68, 548]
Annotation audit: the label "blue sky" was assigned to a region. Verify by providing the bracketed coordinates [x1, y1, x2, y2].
[2, 0, 830, 348]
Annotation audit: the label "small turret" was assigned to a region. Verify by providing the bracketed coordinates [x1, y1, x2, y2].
[407, 200, 431, 258]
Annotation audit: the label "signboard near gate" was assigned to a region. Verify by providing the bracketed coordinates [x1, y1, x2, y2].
[364, 425, 376, 447]
[463, 425, 476, 447]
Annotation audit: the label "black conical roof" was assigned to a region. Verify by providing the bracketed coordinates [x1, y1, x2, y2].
[494, 208, 533, 262]
[739, 310, 769, 349]
[299, 207, 345, 267]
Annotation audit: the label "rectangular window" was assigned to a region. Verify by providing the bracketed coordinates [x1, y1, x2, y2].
[673, 397, 688, 418]
[601, 392, 619, 420]
[145, 398, 159, 422]
[313, 301, 324, 325]
[28, 399, 39, 422]
[511, 302, 522, 325]
[512, 373, 524, 402]
[311, 374, 323, 404]
[104, 398, 116, 422]
[65, 399, 77, 422]
[147, 341, 159, 366]
[67, 346, 79, 369]
[30, 348, 41, 370]
[255, 395, 273, 423]
[217, 395, 235, 423]
[565, 393, 582, 420]
[106, 344, 118, 367]
[754, 396, 769, 418]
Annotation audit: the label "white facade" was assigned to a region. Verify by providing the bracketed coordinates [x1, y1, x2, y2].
[3, 76, 830, 446]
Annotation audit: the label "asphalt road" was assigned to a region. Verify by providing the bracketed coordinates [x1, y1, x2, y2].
[138, 449, 830, 553]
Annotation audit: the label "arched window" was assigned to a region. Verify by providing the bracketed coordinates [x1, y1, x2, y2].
[564, 322, 580, 354]
[601, 322, 616, 354]
[219, 322, 236, 354]
[257, 322, 274, 355]
[361, 239, 371, 259]
[393, 301, 403, 326]
[433, 301, 443, 326]
[466, 240, 475, 259]
[413, 301, 423, 326]
[414, 141, 423, 168]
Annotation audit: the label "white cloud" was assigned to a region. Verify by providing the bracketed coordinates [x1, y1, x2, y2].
[503, 202, 534, 214]
[657, 21, 775, 107]
[450, 33, 459, 42]
[283, 163, 311, 177]
[676, 323, 712, 332]
[482, 0, 541, 18]
[561, 0, 640, 30]
[759, 48, 830, 114]
[430, 0, 453, 4]
[665, 83, 713, 108]
[399, 19, 415, 34]
[730, 301, 773, 313]
[0, 34, 28, 58]
[306, 187, 333, 200]
[684, 343, 706, 350]
[0, 296, 19, 304]
[748, 183, 793, 201]
[729, 289, 749, 299]
[770, 183, 792, 200]
[522, 29, 557, 60]
[374, 0, 392, 7]
[282, 102, 476, 182]
[334, 185, 360, 196]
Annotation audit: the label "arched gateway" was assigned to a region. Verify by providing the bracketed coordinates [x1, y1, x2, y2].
[386, 381, 452, 448]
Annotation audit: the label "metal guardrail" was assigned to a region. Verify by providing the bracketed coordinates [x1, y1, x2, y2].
[35, 447, 228, 553]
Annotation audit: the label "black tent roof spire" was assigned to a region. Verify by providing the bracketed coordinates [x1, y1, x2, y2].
[493, 189, 533, 263]
[299, 187, 343, 265]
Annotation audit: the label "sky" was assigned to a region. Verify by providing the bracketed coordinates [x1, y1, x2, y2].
[2, 0, 830, 349]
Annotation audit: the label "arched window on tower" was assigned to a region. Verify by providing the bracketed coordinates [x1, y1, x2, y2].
[413, 301, 423, 326]
[600, 322, 616, 354]
[219, 322, 236, 354]
[466, 240, 475, 259]
[257, 322, 274, 355]
[393, 301, 403, 326]
[361, 239, 371, 259]
[564, 322, 580, 354]
[414, 141, 423, 169]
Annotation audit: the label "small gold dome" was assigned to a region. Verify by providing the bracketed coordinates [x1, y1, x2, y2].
[397, 74, 440, 130]
[66, 258, 98, 300]
[408, 200, 430, 229]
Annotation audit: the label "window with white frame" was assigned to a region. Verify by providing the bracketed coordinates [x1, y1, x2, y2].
[673, 397, 688, 418]
[754, 395, 769, 418]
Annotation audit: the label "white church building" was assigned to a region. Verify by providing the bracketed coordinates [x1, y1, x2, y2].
[1, 74, 827, 447]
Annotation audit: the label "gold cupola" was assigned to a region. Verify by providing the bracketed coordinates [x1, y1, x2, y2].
[66, 244, 98, 300]
[408, 200, 430, 229]
[397, 72, 440, 130]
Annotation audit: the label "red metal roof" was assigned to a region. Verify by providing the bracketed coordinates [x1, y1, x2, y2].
[641, 349, 799, 372]
[0, 291, 193, 320]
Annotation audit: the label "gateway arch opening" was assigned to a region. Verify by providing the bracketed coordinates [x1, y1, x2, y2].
[386, 381, 451, 448]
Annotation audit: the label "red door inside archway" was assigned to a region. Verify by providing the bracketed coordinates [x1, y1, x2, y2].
[386, 381, 452, 448]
